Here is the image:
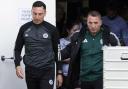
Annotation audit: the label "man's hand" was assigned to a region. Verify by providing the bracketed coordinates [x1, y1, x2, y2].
[56, 74, 63, 88]
[16, 66, 24, 79]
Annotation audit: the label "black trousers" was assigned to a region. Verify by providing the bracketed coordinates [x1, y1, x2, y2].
[81, 79, 103, 89]
[25, 66, 55, 89]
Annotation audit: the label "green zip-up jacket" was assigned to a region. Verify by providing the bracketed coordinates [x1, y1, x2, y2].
[61, 24, 120, 89]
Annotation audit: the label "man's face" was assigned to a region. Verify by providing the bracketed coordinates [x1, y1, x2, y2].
[32, 6, 46, 24]
[87, 15, 102, 35]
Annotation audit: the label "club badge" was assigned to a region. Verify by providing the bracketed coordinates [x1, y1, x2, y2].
[49, 79, 53, 85]
[43, 33, 48, 38]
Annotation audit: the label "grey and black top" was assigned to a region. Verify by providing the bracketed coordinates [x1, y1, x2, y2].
[14, 21, 60, 69]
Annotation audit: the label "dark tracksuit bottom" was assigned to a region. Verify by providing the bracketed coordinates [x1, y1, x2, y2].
[25, 66, 55, 89]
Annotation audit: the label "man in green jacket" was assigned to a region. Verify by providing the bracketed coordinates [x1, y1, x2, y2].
[60, 11, 120, 89]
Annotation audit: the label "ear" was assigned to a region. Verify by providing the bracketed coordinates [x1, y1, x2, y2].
[100, 20, 102, 26]
[44, 10, 46, 16]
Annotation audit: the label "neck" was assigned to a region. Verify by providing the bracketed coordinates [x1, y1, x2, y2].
[91, 32, 96, 36]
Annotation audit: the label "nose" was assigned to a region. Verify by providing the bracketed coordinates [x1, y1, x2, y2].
[34, 14, 39, 19]
[35, 14, 39, 19]
[91, 23, 95, 28]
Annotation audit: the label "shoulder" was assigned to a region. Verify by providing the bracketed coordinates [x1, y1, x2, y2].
[102, 24, 110, 31]
[102, 16, 108, 21]
[101, 25, 120, 46]
[117, 16, 126, 21]
[102, 16, 107, 19]
[20, 21, 33, 30]
[109, 32, 120, 46]
[43, 21, 56, 30]
[102, 24, 111, 36]
[18, 21, 33, 34]
[43, 21, 57, 35]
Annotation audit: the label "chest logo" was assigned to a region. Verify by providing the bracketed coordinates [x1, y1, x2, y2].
[82, 38, 88, 43]
[43, 33, 48, 38]
[25, 34, 29, 37]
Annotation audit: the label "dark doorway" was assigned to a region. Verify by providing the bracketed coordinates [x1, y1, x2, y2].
[56, 0, 128, 37]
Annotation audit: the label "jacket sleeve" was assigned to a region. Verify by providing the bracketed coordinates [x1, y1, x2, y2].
[61, 43, 71, 60]
[14, 26, 24, 67]
[109, 32, 121, 46]
[61, 31, 80, 60]
[51, 27, 63, 72]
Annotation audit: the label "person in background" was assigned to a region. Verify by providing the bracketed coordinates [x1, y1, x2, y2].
[59, 21, 81, 89]
[14, 1, 62, 89]
[60, 11, 120, 89]
[102, 4, 128, 46]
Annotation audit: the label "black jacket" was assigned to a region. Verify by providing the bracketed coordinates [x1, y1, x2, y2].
[61, 24, 120, 89]
[14, 21, 61, 70]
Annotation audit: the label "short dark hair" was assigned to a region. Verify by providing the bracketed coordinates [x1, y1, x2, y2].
[87, 11, 101, 19]
[32, 1, 46, 9]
